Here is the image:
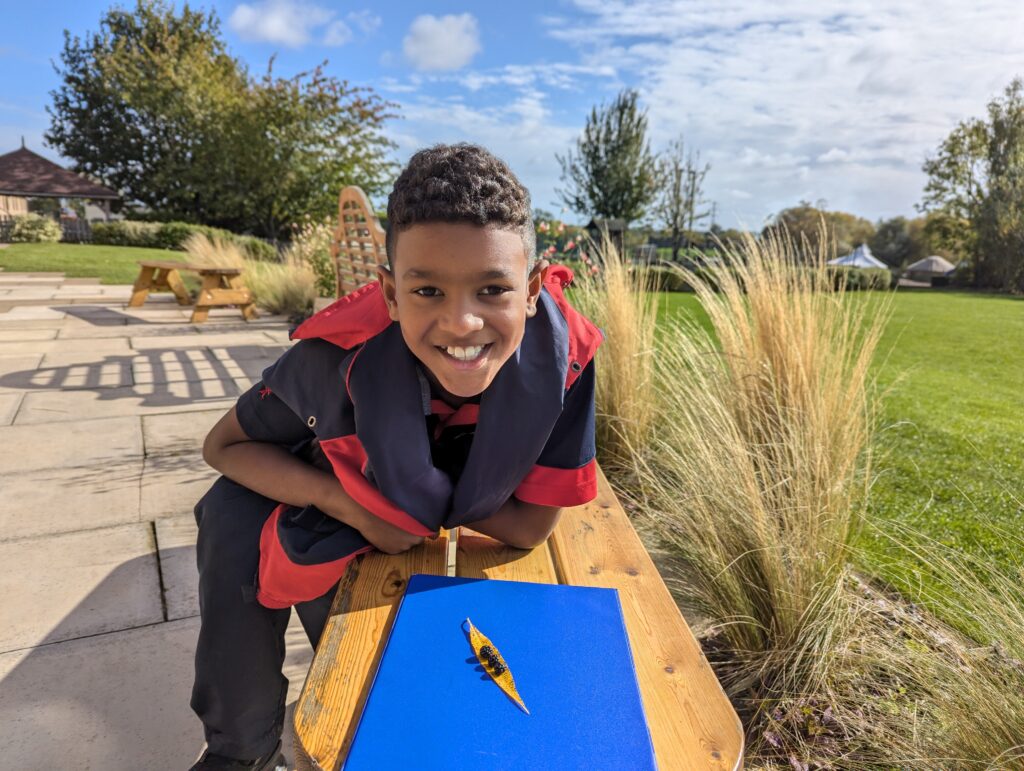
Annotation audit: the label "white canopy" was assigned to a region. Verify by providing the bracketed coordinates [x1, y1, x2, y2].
[906, 255, 956, 275]
[827, 244, 887, 269]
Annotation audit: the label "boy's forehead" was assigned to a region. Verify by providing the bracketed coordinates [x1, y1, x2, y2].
[393, 222, 529, 279]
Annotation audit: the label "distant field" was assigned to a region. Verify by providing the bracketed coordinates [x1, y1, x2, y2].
[0, 242, 179, 285]
[658, 290, 1024, 577]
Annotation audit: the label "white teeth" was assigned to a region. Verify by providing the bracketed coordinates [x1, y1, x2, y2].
[444, 344, 485, 361]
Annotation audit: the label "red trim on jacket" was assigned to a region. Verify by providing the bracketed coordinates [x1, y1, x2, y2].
[428, 400, 480, 439]
[319, 434, 436, 537]
[256, 504, 374, 609]
[543, 265, 604, 388]
[513, 458, 598, 507]
[290, 281, 392, 348]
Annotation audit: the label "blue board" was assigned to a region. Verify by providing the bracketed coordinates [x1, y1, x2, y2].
[344, 574, 657, 770]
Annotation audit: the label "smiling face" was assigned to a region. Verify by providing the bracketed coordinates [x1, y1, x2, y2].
[377, 222, 546, 404]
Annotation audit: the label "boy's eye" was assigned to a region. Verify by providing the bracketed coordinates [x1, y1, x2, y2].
[480, 286, 511, 296]
[413, 287, 441, 297]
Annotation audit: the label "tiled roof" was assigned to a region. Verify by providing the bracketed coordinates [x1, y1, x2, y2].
[0, 147, 119, 199]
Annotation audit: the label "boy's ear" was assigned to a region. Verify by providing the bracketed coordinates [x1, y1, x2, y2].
[525, 258, 549, 318]
[376, 265, 400, 322]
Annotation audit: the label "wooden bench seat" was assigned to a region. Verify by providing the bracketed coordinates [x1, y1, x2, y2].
[128, 260, 257, 323]
[292, 465, 744, 770]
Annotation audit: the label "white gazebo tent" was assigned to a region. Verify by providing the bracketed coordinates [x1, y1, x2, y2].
[905, 255, 956, 281]
[827, 243, 887, 269]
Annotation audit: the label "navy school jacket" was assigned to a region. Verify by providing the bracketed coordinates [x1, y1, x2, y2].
[237, 264, 603, 608]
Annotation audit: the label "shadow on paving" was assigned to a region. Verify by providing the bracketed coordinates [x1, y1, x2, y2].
[0, 346, 283, 407]
[53, 305, 156, 326]
[0, 548, 318, 770]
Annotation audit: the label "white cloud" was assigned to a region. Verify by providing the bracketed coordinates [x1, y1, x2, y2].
[229, 1, 331, 47]
[347, 10, 382, 35]
[228, 2, 378, 48]
[403, 14, 481, 71]
[323, 20, 352, 47]
[817, 148, 849, 163]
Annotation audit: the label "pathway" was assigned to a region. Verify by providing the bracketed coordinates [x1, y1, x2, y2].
[0, 270, 313, 769]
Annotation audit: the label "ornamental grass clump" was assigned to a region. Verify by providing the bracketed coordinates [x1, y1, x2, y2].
[566, 238, 658, 471]
[184, 233, 315, 316]
[584, 230, 1024, 765]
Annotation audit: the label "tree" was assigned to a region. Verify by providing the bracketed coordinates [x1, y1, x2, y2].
[762, 201, 874, 259]
[921, 78, 1024, 291]
[46, 0, 397, 240]
[653, 136, 711, 261]
[869, 217, 913, 268]
[556, 88, 658, 228]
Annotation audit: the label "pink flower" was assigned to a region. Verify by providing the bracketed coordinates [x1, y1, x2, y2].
[557, 222, 565, 234]
[565, 240, 576, 250]
[538, 221, 550, 232]
[590, 266, 599, 275]
[546, 245, 557, 254]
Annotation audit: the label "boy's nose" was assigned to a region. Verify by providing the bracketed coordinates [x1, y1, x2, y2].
[439, 302, 484, 336]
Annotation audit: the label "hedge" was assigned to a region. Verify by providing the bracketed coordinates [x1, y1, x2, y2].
[91, 220, 277, 261]
[829, 266, 893, 290]
[9, 214, 62, 243]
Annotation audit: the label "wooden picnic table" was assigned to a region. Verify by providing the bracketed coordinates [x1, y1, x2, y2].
[128, 260, 257, 323]
[292, 465, 744, 770]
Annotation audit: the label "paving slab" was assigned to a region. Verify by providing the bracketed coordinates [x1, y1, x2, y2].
[141, 454, 218, 522]
[0, 461, 142, 541]
[15, 385, 238, 424]
[0, 612, 315, 771]
[0, 318, 67, 330]
[0, 392, 22, 425]
[154, 515, 200, 621]
[143, 409, 224, 456]
[0, 336, 131, 357]
[0, 523, 162, 652]
[0, 306, 67, 321]
[0, 415, 142, 473]
[0, 328, 57, 341]
[58, 322, 201, 339]
[131, 332, 276, 350]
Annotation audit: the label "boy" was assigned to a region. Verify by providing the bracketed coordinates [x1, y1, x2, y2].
[189, 144, 601, 769]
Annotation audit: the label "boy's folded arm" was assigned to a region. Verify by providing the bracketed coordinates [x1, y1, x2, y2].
[464, 496, 562, 550]
[203, 407, 425, 554]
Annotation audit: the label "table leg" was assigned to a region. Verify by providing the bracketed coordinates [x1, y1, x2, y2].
[164, 268, 192, 306]
[228, 273, 258, 320]
[189, 274, 218, 323]
[128, 266, 156, 307]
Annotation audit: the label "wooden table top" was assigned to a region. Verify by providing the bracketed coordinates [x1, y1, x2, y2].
[293, 465, 744, 770]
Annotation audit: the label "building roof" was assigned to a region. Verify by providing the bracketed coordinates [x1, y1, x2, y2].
[827, 243, 887, 269]
[906, 255, 956, 274]
[585, 217, 626, 232]
[0, 146, 119, 200]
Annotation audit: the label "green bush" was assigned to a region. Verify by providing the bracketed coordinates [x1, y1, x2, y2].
[10, 214, 62, 243]
[91, 220, 277, 260]
[829, 266, 893, 290]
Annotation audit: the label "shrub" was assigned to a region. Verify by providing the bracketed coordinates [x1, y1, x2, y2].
[92, 220, 277, 260]
[284, 219, 336, 297]
[828, 266, 892, 290]
[184, 233, 314, 316]
[9, 213, 62, 243]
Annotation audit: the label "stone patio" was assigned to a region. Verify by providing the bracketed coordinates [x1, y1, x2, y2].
[0, 271, 313, 769]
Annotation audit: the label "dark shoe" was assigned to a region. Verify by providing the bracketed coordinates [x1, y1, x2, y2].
[189, 739, 287, 770]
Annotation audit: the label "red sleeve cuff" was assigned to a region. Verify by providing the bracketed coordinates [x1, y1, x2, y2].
[513, 459, 597, 507]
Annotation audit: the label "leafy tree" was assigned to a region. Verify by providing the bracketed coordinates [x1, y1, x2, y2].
[921, 78, 1024, 291]
[556, 88, 658, 228]
[46, 0, 396, 240]
[762, 201, 874, 259]
[653, 136, 711, 261]
[869, 217, 913, 268]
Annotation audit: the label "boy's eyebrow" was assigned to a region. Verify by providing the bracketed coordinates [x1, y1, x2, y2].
[402, 268, 514, 281]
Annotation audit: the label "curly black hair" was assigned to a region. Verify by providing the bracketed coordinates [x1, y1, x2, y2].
[386, 143, 536, 268]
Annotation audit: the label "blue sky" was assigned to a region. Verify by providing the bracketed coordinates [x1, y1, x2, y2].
[3, 1, 1024, 229]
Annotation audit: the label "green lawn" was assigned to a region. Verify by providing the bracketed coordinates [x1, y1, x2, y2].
[659, 290, 1024, 579]
[0, 242, 181, 285]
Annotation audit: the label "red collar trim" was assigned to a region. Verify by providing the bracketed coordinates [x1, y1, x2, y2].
[290, 281, 392, 349]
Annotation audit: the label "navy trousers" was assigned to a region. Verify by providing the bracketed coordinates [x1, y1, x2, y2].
[191, 476, 340, 760]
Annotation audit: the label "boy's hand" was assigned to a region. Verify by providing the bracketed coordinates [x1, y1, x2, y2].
[353, 511, 427, 555]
